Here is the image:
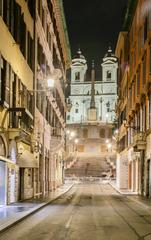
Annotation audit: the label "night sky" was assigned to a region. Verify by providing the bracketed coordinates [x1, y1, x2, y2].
[63, 0, 128, 76]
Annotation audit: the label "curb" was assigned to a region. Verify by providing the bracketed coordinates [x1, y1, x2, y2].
[109, 182, 151, 210]
[109, 182, 137, 196]
[0, 184, 74, 234]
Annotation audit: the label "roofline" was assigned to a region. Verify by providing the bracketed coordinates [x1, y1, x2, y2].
[57, 0, 71, 64]
[122, 0, 138, 31]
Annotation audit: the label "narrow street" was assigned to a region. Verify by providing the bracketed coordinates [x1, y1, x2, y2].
[1, 183, 151, 240]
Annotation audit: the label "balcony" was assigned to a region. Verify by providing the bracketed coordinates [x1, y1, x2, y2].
[133, 132, 146, 152]
[8, 108, 33, 143]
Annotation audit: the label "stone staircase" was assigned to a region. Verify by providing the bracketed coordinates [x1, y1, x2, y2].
[65, 155, 114, 177]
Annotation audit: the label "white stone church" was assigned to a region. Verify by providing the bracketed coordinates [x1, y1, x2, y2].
[66, 47, 118, 167]
[66, 47, 118, 125]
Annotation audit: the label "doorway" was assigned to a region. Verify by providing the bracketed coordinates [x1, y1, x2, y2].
[128, 163, 132, 190]
[146, 159, 151, 198]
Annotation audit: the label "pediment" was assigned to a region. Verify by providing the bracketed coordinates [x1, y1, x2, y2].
[102, 59, 116, 65]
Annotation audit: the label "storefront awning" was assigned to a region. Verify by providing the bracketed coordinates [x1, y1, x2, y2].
[0, 156, 16, 165]
[18, 150, 39, 168]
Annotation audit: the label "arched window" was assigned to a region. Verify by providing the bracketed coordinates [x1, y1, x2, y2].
[106, 70, 111, 80]
[75, 72, 80, 81]
[106, 101, 110, 112]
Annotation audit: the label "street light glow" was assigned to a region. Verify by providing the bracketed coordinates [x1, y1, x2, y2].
[66, 129, 70, 135]
[114, 129, 119, 134]
[74, 138, 79, 144]
[107, 143, 112, 149]
[47, 78, 55, 88]
[70, 131, 75, 138]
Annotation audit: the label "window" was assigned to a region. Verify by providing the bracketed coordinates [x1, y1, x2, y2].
[0, 136, 6, 156]
[136, 66, 140, 96]
[100, 128, 105, 138]
[0, 0, 3, 17]
[27, 0, 34, 18]
[138, 28, 141, 56]
[108, 128, 112, 138]
[144, 17, 148, 43]
[106, 70, 111, 80]
[83, 128, 88, 138]
[67, 115, 70, 120]
[142, 54, 146, 85]
[75, 109, 78, 113]
[149, 94, 151, 129]
[150, 45, 151, 75]
[0, 59, 10, 106]
[75, 72, 80, 81]
[106, 101, 110, 112]
[142, 103, 146, 132]
[27, 32, 34, 70]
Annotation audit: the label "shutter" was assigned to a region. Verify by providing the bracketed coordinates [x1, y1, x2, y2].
[0, 0, 3, 17]
[14, 2, 21, 44]
[10, 0, 14, 36]
[5, 62, 10, 106]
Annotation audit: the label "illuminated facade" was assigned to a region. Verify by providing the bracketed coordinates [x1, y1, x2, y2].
[66, 48, 118, 124]
[65, 49, 117, 173]
[0, 0, 70, 205]
[116, 0, 151, 196]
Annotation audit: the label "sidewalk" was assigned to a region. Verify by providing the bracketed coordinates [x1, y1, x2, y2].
[110, 180, 151, 210]
[110, 180, 138, 195]
[0, 182, 74, 233]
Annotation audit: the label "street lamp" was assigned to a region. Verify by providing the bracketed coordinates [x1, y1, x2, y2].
[47, 78, 55, 88]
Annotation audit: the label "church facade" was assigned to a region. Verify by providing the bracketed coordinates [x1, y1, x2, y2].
[66, 48, 118, 169]
[66, 48, 118, 125]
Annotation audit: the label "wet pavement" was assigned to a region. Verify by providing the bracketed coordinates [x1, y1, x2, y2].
[0, 183, 73, 232]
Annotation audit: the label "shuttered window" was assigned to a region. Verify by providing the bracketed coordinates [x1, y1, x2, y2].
[0, 0, 3, 17]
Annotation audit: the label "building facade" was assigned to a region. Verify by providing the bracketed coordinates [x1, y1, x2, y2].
[66, 48, 118, 124]
[66, 48, 117, 173]
[116, 0, 151, 196]
[0, 0, 71, 205]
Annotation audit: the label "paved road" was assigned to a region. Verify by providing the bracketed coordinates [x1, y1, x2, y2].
[1, 183, 151, 240]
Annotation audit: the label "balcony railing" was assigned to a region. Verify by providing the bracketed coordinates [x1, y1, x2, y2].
[8, 108, 33, 142]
